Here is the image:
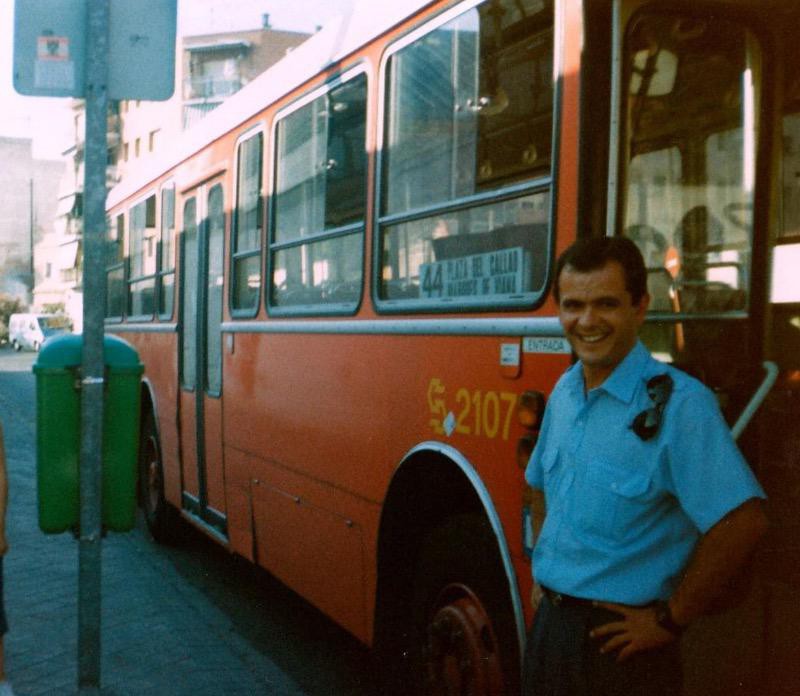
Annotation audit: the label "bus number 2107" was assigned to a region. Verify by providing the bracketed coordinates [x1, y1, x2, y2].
[428, 378, 518, 441]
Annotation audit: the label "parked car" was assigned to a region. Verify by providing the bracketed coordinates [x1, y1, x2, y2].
[9, 313, 71, 352]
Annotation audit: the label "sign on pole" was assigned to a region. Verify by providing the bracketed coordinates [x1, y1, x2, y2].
[13, 0, 177, 100]
[12, 1, 177, 691]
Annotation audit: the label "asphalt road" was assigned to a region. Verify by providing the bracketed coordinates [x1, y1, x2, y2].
[0, 346, 377, 695]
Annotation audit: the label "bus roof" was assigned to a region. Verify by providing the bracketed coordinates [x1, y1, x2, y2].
[107, 0, 435, 210]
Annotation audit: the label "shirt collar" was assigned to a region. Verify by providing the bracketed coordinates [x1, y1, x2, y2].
[568, 340, 652, 404]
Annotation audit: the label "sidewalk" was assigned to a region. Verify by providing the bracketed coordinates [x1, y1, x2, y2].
[0, 359, 308, 695]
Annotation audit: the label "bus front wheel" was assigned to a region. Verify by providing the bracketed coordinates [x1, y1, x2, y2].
[412, 514, 519, 696]
[138, 410, 179, 543]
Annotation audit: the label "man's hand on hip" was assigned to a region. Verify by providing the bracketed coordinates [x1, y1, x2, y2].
[589, 602, 676, 661]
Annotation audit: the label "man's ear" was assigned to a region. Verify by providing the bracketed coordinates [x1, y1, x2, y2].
[635, 293, 651, 320]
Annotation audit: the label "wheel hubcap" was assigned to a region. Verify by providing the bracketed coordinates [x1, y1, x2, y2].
[423, 584, 504, 695]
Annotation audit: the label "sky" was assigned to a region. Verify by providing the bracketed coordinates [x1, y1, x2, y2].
[0, 0, 351, 160]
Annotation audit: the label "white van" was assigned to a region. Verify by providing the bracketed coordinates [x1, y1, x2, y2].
[9, 313, 71, 352]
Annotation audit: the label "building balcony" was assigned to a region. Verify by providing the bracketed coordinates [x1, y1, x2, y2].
[183, 77, 243, 101]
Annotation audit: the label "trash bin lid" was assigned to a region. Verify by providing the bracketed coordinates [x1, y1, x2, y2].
[34, 334, 143, 371]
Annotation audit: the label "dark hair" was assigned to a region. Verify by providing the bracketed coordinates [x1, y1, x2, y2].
[554, 236, 647, 304]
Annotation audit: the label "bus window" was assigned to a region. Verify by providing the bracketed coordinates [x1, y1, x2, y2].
[128, 194, 157, 318]
[158, 184, 176, 319]
[206, 185, 225, 395]
[620, 11, 760, 320]
[231, 131, 263, 314]
[105, 213, 125, 320]
[378, 0, 553, 309]
[181, 198, 198, 390]
[270, 73, 367, 311]
[781, 91, 800, 241]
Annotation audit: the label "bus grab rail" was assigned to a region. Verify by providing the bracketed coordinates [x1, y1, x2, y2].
[731, 361, 779, 441]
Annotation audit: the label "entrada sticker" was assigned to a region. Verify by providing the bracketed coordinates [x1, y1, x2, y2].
[522, 337, 571, 354]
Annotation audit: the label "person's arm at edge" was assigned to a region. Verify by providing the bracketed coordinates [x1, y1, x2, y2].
[0, 423, 8, 556]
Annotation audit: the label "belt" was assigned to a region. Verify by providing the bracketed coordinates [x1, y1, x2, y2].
[541, 585, 596, 609]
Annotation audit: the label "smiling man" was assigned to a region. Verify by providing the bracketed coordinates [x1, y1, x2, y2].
[522, 236, 768, 696]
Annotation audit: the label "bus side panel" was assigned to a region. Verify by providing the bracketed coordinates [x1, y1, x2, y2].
[251, 463, 369, 641]
[221, 329, 567, 640]
[224, 448, 255, 562]
[222, 331, 538, 501]
[110, 329, 182, 507]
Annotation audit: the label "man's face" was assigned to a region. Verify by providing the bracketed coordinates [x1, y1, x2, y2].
[557, 260, 649, 389]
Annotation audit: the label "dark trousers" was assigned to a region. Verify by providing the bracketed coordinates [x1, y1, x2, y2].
[522, 592, 682, 696]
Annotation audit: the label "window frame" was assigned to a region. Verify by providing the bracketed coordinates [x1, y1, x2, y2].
[229, 125, 266, 318]
[372, 0, 559, 315]
[105, 211, 126, 323]
[157, 180, 177, 321]
[126, 191, 158, 321]
[205, 183, 226, 398]
[180, 196, 199, 392]
[266, 64, 369, 317]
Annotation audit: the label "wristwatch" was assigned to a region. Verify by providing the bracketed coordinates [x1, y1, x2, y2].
[653, 600, 685, 636]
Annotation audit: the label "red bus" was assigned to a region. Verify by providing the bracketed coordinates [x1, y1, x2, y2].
[106, 0, 799, 693]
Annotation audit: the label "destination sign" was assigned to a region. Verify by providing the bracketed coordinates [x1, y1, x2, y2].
[420, 247, 526, 299]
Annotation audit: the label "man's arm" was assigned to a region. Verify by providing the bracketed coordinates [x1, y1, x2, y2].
[525, 486, 546, 608]
[668, 496, 768, 625]
[591, 497, 768, 660]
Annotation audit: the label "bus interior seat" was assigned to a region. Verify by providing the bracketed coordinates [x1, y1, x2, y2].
[674, 206, 746, 312]
[677, 282, 746, 313]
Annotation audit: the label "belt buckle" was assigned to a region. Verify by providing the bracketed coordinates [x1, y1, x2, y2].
[549, 590, 564, 607]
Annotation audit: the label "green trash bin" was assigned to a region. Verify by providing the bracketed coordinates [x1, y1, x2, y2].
[33, 334, 144, 534]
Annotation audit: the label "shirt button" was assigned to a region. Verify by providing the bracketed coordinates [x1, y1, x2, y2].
[611, 482, 618, 491]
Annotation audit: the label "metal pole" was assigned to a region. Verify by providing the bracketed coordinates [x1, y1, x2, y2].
[79, 1, 110, 691]
[29, 178, 34, 297]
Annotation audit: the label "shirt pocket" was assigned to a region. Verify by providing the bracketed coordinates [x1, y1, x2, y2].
[571, 459, 653, 545]
[540, 449, 569, 508]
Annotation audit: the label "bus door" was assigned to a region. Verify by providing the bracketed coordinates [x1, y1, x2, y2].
[616, 3, 766, 419]
[758, 15, 800, 693]
[612, 3, 798, 693]
[179, 182, 227, 535]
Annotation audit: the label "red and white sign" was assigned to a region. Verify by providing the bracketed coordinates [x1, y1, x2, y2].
[37, 36, 70, 61]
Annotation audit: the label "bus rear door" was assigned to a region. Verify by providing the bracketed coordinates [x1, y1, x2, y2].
[179, 182, 227, 536]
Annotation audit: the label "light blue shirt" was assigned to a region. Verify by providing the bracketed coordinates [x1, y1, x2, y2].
[525, 340, 765, 604]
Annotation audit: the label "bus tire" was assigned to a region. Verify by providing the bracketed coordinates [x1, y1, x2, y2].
[139, 409, 179, 543]
[411, 513, 519, 696]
